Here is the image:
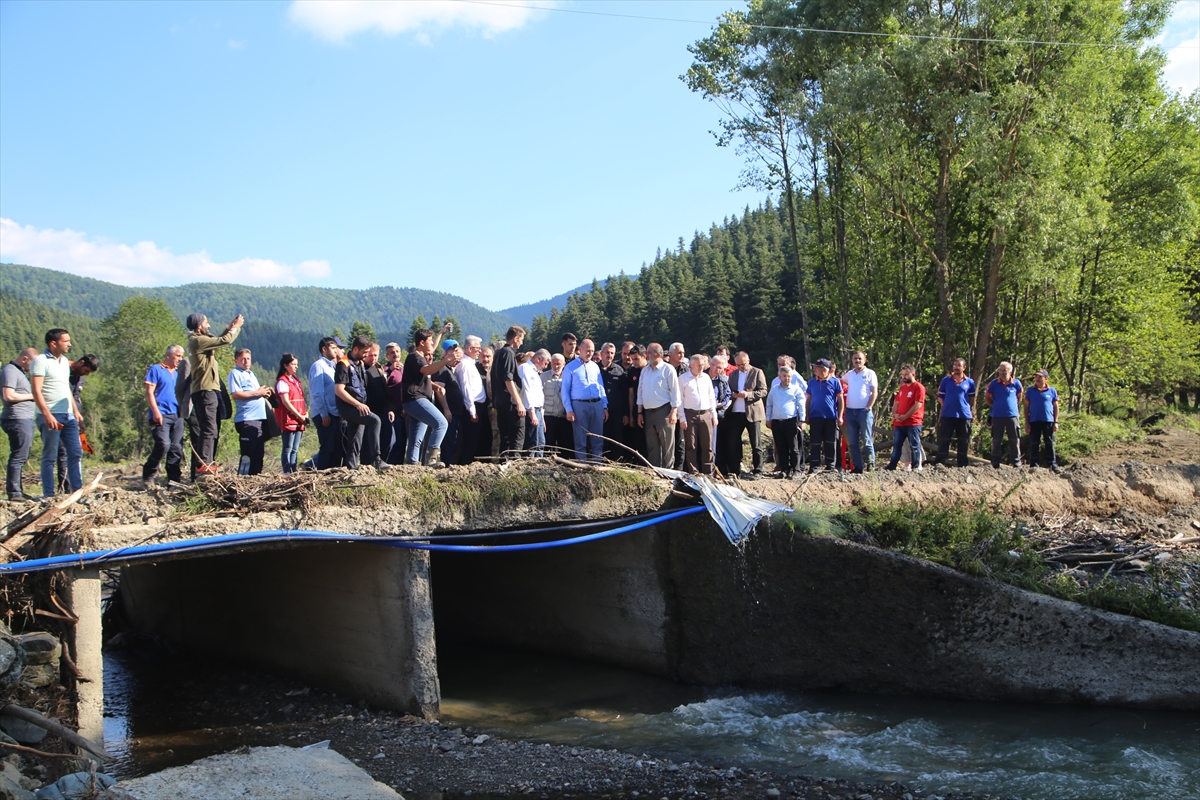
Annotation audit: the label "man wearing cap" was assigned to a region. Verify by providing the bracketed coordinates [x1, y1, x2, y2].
[805, 358, 844, 472]
[308, 336, 344, 470]
[1025, 369, 1061, 472]
[985, 361, 1023, 469]
[935, 357, 976, 467]
[185, 312, 242, 474]
[562, 338, 608, 462]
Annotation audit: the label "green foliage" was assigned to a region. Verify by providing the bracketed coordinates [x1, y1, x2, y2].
[777, 502, 1200, 632]
[349, 320, 377, 342]
[0, 289, 103, 360]
[94, 297, 188, 461]
[0, 263, 515, 345]
[1054, 412, 1140, 462]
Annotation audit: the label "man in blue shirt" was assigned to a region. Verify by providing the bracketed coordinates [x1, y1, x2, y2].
[307, 337, 343, 470]
[1024, 369, 1061, 472]
[141, 344, 185, 488]
[934, 358, 976, 467]
[562, 338, 608, 462]
[228, 348, 272, 475]
[805, 358, 844, 472]
[985, 361, 1023, 468]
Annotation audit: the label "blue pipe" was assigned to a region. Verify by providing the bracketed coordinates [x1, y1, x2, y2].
[0, 505, 706, 574]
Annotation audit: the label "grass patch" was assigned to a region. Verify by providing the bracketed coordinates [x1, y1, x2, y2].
[1054, 412, 1140, 462]
[776, 501, 1200, 632]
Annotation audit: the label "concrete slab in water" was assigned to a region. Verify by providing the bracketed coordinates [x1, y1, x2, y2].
[106, 745, 402, 800]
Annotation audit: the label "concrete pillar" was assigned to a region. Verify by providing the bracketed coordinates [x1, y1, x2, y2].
[65, 568, 104, 751]
[120, 543, 440, 719]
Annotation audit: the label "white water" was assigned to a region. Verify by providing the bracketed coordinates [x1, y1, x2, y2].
[438, 648, 1200, 800]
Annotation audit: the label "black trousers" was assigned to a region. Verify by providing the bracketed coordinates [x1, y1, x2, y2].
[476, 405, 495, 459]
[771, 417, 800, 473]
[990, 416, 1021, 467]
[603, 416, 627, 461]
[808, 417, 837, 467]
[339, 405, 380, 469]
[143, 413, 185, 482]
[722, 412, 763, 474]
[191, 390, 221, 465]
[936, 417, 973, 466]
[315, 415, 343, 469]
[235, 420, 265, 475]
[459, 402, 487, 465]
[1028, 421, 1057, 468]
[545, 415, 574, 456]
[495, 404, 526, 459]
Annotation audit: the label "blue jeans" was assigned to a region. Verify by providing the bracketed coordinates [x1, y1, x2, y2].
[2, 417, 33, 498]
[38, 414, 81, 497]
[404, 398, 448, 463]
[571, 401, 605, 461]
[524, 407, 545, 456]
[280, 429, 303, 474]
[845, 407, 875, 469]
[887, 425, 923, 469]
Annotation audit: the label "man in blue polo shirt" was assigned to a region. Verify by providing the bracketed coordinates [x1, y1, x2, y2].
[228, 348, 273, 475]
[805, 358, 844, 473]
[985, 361, 1023, 469]
[1025, 369, 1061, 472]
[934, 357, 976, 467]
[142, 344, 186, 488]
[562, 338, 608, 462]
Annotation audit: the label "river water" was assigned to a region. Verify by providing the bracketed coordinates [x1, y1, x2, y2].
[104, 643, 1200, 800]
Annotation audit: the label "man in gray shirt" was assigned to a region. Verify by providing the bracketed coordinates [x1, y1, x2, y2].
[2, 348, 39, 501]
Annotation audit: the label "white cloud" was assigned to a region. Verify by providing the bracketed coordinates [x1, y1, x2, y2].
[0, 218, 331, 288]
[1163, 35, 1199, 95]
[287, 0, 548, 43]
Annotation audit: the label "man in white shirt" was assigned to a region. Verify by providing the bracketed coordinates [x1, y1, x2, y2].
[843, 350, 879, 473]
[520, 349, 548, 456]
[457, 335, 490, 465]
[679, 354, 717, 475]
[30, 329, 83, 497]
[636, 343, 682, 468]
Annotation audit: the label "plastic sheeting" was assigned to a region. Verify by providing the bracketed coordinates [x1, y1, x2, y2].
[654, 467, 790, 545]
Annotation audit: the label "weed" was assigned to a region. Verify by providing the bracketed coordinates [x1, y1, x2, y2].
[779, 501, 1200, 633]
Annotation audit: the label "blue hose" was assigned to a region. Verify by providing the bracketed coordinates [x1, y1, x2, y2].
[0, 505, 706, 574]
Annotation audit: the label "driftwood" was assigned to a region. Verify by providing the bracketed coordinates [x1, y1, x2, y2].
[0, 703, 109, 761]
[1, 474, 104, 560]
[0, 740, 92, 760]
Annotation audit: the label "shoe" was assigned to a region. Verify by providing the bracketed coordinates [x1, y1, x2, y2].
[423, 448, 446, 469]
[741, 472, 760, 481]
[7, 494, 34, 503]
[823, 465, 836, 472]
[784, 470, 795, 480]
[141, 478, 155, 491]
[850, 467, 863, 474]
[1051, 465, 1063, 474]
[915, 465, 923, 471]
[374, 460, 394, 472]
[195, 463, 221, 475]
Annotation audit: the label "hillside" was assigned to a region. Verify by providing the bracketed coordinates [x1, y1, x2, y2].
[0, 263, 516, 340]
[0, 289, 104, 359]
[497, 279, 608, 327]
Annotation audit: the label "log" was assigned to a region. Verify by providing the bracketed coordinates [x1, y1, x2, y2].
[1, 474, 104, 560]
[0, 704, 110, 760]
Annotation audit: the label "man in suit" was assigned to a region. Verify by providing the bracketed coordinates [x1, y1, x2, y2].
[721, 350, 768, 478]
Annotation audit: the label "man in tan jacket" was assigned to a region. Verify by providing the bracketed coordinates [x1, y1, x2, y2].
[186, 312, 242, 474]
[721, 350, 768, 478]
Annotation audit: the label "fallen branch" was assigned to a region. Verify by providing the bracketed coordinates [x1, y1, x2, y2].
[0, 704, 110, 761]
[1, 474, 104, 559]
[584, 432, 658, 472]
[33, 608, 76, 623]
[0, 740, 91, 760]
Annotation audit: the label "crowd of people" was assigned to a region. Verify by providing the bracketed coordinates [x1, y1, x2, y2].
[1, 315, 1064, 501]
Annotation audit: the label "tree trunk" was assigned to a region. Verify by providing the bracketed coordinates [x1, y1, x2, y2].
[971, 224, 1008, 401]
[780, 123, 812, 368]
[933, 144, 956, 371]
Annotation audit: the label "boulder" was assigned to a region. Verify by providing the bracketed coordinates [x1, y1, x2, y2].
[14, 635, 60, 667]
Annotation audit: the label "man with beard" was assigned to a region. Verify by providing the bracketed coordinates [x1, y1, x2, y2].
[885, 364, 925, 471]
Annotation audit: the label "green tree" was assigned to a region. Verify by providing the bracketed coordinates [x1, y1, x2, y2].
[95, 297, 187, 459]
[350, 319, 377, 342]
[407, 314, 428, 348]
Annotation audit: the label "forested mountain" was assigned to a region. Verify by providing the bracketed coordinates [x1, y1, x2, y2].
[0, 263, 514, 340]
[526, 0, 1200, 413]
[498, 280, 607, 327]
[0, 290, 103, 360]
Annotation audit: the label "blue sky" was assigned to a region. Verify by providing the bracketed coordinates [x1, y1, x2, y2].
[1, 0, 1197, 312]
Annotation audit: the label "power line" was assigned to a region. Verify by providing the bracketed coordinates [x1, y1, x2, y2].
[458, 0, 1197, 50]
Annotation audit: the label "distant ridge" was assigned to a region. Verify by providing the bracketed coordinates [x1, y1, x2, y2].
[0, 263, 518, 339]
[497, 278, 612, 327]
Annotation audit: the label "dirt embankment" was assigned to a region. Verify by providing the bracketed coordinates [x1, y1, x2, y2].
[746, 462, 1200, 534]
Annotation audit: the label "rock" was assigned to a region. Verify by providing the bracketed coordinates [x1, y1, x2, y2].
[0, 759, 36, 800]
[0, 641, 17, 677]
[20, 663, 59, 689]
[33, 771, 116, 799]
[117, 746, 401, 800]
[765, 790, 781, 797]
[0, 716, 46, 745]
[14, 634, 60, 666]
[472, 735, 490, 745]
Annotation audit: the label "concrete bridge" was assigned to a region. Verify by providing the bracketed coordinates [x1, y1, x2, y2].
[7, 464, 1200, 751]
